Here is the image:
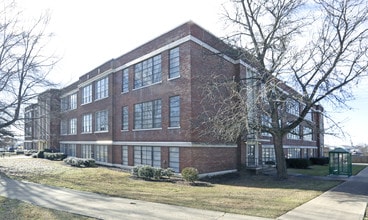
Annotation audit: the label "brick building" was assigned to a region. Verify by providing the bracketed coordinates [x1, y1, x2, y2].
[24, 89, 61, 151]
[24, 22, 324, 175]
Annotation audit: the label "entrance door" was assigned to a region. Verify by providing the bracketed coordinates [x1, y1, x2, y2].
[246, 144, 258, 167]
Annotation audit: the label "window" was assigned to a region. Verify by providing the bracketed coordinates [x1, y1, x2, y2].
[169, 147, 180, 172]
[82, 84, 92, 104]
[169, 96, 180, 127]
[134, 55, 161, 89]
[134, 99, 161, 129]
[122, 146, 128, 166]
[121, 106, 128, 130]
[69, 118, 77, 135]
[60, 144, 76, 157]
[61, 97, 68, 112]
[122, 69, 129, 93]
[94, 145, 108, 162]
[287, 148, 301, 158]
[287, 126, 300, 140]
[261, 114, 272, 137]
[95, 77, 109, 100]
[134, 146, 161, 167]
[286, 99, 300, 116]
[262, 148, 275, 164]
[305, 110, 313, 121]
[81, 144, 92, 158]
[303, 127, 313, 141]
[169, 47, 180, 79]
[25, 126, 32, 137]
[70, 93, 77, 110]
[82, 114, 92, 133]
[61, 94, 77, 111]
[60, 120, 68, 135]
[95, 110, 108, 132]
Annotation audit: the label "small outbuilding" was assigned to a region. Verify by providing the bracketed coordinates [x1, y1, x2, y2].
[329, 148, 352, 177]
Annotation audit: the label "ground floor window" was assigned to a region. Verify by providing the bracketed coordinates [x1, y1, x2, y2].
[81, 144, 93, 158]
[122, 146, 128, 166]
[60, 144, 76, 157]
[134, 146, 161, 167]
[262, 147, 275, 165]
[94, 145, 108, 162]
[169, 147, 180, 172]
[287, 148, 301, 158]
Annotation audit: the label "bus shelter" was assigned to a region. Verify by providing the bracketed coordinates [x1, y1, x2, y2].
[329, 148, 352, 176]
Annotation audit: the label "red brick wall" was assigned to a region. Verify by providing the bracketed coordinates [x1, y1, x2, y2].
[180, 146, 237, 173]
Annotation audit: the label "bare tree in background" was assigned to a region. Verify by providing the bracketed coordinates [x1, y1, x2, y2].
[201, 0, 368, 179]
[0, 1, 56, 136]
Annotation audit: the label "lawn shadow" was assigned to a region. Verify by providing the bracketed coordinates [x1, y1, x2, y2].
[199, 168, 342, 191]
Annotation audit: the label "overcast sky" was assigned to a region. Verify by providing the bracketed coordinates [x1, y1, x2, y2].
[15, 0, 368, 146]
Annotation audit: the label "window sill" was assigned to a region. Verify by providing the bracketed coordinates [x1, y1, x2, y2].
[132, 128, 162, 131]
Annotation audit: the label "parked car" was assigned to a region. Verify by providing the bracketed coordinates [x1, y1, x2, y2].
[7, 147, 14, 152]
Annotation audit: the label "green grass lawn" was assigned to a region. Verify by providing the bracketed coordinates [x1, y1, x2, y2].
[9, 162, 342, 218]
[288, 164, 366, 176]
[2, 158, 362, 218]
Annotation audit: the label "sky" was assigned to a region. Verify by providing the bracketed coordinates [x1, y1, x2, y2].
[14, 0, 368, 146]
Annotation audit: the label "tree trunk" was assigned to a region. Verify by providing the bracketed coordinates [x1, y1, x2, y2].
[273, 134, 288, 179]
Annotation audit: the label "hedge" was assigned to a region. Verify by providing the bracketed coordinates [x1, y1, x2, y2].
[63, 157, 96, 167]
[285, 158, 310, 169]
[44, 152, 67, 161]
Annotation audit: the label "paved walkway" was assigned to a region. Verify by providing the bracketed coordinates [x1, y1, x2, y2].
[278, 167, 368, 220]
[0, 167, 367, 220]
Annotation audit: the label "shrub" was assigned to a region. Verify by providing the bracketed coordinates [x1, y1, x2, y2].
[153, 167, 163, 180]
[131, 165, 142, 176]
[137, 165, 154, 180]
[63, 157, 95, 167]
[309, 157, 329, 165]
[131, 166, 176, 180]
[181, 167, 199, 183]
[286, 158, 310, 169]
[44, 152, 67, 161]
[162, 168, 175, 178]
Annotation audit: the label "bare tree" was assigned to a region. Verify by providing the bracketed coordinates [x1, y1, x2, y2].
[201, 0, 368, 179]
[0, 2, 56, 136]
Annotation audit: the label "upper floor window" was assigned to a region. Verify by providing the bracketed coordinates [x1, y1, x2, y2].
[121, 106, 128, 130]
[169, 96, 180, 127]
[304, 110, 313, 121]
[82, 113, 92, 133]
[287, 126, 301, 140]
[61, 93, 78, 111]
[95, 77, 109, 100]
[169, 47, 180, 79]
[82, 84, 92, 104]
[61, 97, 68, 112]
[286, 99, 300, 116]
[60, 120, 68, 135]
[70, 118, 77, 135]
[122, 69, 129, 93]
[303, 127, 313, 141]
[134, 99, 161, 129]
[95, 110, 108, 132]
[70, 93, 77, 110]
[134, 55, 161, 89]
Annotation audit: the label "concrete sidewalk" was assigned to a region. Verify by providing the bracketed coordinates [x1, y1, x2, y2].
[0, 174, 269, 220]
[278, 167, 368, 220]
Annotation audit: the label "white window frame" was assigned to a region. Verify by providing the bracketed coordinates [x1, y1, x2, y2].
[95, 110, 108, 132]
[95, 77, 109, 100]
[82, 113, 92, 133]
[82, 84, 92, 104]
